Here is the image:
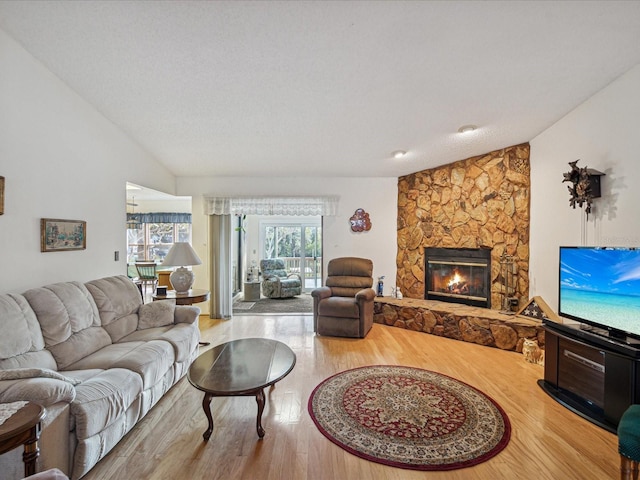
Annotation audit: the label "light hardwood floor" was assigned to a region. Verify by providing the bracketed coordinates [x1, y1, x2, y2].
[82, 314, 618, 480]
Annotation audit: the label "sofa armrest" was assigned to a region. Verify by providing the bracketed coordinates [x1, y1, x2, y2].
[355, 288, 376, 302]
[174, 305, 201, 324]
[0, 378, 76, 406]
[311, 287, 332, 300]
[287, 273, 302, 283]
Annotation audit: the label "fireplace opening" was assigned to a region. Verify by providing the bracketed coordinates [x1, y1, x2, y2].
[425, 247, 491, 308]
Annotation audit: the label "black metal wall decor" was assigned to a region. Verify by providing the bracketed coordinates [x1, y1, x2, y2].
[562, 160, 604, 217]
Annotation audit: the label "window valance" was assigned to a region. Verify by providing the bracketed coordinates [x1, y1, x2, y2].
[202, 196, 339, 216]
[126, 212, 192, 224]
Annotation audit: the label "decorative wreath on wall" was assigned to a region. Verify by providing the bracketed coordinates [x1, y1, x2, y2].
[350, 208, 371, 232]
[562, 160, 595, 216]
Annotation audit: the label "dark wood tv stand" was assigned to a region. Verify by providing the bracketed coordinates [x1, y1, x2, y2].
[540, 320, 640, 433]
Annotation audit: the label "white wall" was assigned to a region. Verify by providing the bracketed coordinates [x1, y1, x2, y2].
[529, 64, 640, 310]
[0, 28, 176, 293]
[133, 198, 191, 214]
[178, 176, 399, 296]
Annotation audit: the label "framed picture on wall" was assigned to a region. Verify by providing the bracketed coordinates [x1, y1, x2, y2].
[40, 218, 86, 252]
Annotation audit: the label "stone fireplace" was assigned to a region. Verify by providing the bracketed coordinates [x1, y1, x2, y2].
[396, 143, 531, 310]
[424, 247, 491, 308]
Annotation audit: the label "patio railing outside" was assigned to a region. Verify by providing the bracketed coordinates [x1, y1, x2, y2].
[278, 256, 320, 277]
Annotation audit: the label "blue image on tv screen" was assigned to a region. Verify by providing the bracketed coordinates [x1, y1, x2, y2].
[559, 247, 640, 337]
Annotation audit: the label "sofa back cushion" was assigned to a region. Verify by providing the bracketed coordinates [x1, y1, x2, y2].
[23, 281, 111, 370]
[0, 293, 57, 370]
[85, 275, 143, 342]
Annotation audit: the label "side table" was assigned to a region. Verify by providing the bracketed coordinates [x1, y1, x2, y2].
[244, 281, 261, 301]
[0, 402, 46, 477]
[152, 288, 210, 305]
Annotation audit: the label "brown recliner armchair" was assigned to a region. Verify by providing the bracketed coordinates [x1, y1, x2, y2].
[311, 257, 376, 338]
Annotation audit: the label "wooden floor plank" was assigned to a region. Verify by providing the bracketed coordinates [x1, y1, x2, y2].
[81, 314, 618, 480]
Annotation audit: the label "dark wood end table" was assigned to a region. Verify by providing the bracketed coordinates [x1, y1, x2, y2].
[0, 402, 46, 477]
[187, 338, 296, 440]
[152, 288, 210, 305]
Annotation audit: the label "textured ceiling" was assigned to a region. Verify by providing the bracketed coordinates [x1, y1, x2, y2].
[1, 1, 640, 178]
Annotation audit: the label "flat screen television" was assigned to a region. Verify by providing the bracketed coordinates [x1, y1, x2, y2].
[559, 246, 640, 342]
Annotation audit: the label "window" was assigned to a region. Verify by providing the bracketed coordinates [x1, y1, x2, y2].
[126, 213, 191, 263]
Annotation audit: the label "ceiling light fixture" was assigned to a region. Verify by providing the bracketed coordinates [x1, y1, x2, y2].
[458, 125, 477, 134]
[392, 150, 407, 159]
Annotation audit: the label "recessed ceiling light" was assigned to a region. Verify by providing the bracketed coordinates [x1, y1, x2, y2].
[392, 150, 407, 159]
[458, 125, 477, 134]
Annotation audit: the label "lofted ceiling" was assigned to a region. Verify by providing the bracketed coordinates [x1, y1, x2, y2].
[1, 1, 640, 178]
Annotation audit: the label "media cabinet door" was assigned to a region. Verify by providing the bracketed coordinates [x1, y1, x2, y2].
[558, 337, 605, 408]
[604, 353, 635, 425]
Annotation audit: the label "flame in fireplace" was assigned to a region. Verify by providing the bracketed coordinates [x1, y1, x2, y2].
[448, 272, 463, 287]
[446, 271, 470, 295]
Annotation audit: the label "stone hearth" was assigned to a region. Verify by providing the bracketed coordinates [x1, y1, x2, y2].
[374, 297, 544, 354]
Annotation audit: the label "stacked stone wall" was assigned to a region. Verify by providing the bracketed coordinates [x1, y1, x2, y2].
[397, 143, 531, 309]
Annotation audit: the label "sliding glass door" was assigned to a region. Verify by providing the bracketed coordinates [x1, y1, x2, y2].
[261, 220, 322, 292]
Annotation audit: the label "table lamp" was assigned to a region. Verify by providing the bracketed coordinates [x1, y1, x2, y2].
[162, 242, 202, 294]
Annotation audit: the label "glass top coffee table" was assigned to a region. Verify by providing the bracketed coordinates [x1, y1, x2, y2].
[188, 338, 296, 440]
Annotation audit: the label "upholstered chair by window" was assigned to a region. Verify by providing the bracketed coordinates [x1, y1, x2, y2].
[311, 257, 375, 338]
[260, 258, 302, 298]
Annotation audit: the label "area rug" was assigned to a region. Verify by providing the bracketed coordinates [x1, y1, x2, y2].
[308, 365, 511, 471]
[232, 301, 255, 310]
[233, 294, 313, 314]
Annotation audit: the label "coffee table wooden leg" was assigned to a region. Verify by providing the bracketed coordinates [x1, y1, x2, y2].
[255, 389, 266, 438]
[202, 393, 214, 441]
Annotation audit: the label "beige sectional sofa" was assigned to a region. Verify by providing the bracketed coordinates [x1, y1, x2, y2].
[0, 275, 201, 480]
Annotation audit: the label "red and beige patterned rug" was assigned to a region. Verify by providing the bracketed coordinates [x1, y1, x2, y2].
[308, 365, 511, 471]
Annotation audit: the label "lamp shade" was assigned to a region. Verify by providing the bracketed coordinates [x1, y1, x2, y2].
[162, 242, 202, 267]
[162, 243, 202, 294]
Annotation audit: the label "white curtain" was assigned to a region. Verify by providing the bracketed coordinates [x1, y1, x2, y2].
[203, 195, 339, 216]
[208, 214, 232, 319]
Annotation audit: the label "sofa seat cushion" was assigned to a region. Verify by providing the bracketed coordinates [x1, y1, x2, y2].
[119, 324, 199, 363]
[318, 296, 359, 319]
[71, 368, 142, 440]
[63, 341, 175, 390]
